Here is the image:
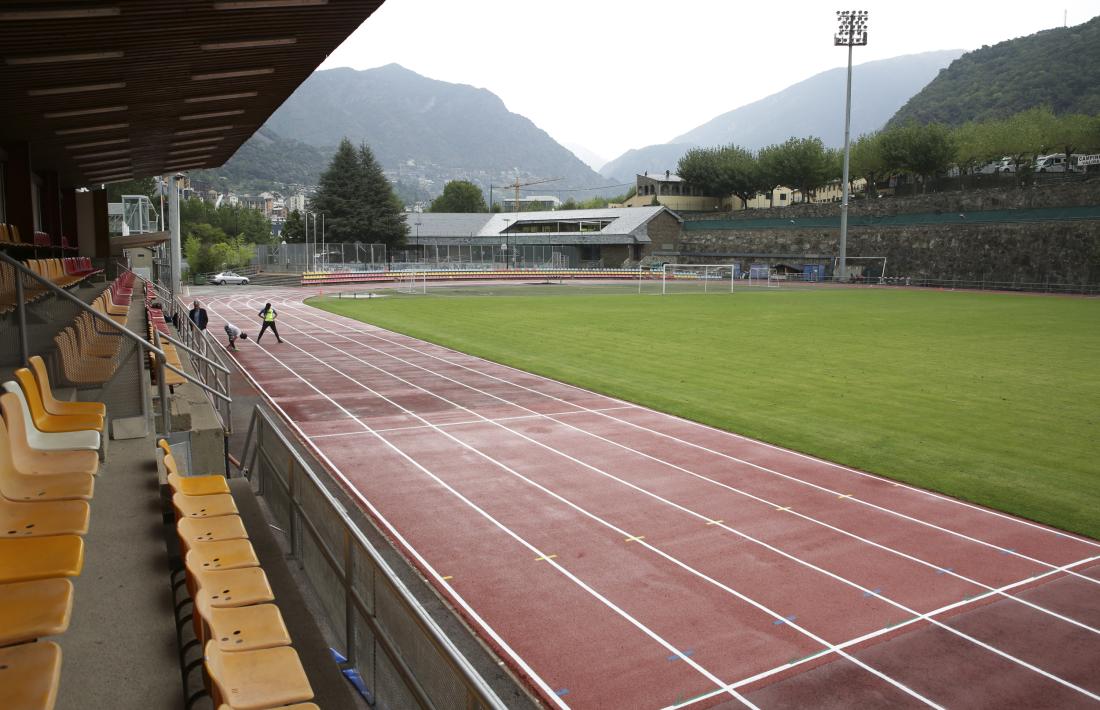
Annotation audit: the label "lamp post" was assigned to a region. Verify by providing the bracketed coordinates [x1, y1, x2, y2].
[835, 9, 868, 283]
[414, 219, 421, 263]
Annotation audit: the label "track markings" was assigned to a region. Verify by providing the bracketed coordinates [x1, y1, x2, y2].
[625, 535, 646, 543]
[667, 649, 695, 661]
[772, 615, 797, 626]
[534, 553, 558, 562]
[705, 519, 724, 525]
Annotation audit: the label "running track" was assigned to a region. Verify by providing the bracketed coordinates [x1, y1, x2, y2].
[199, 287, 1100, 709]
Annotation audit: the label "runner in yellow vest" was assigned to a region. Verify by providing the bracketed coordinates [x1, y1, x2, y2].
[256, 302, 283, 343]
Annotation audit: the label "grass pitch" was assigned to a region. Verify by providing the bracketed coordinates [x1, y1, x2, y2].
[310, 286, 1100, 539]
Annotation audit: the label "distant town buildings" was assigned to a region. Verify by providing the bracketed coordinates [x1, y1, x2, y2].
[618, 171, 866, 212]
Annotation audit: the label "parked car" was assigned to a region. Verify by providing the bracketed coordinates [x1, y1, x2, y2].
[977, 157, 1015, 174]
[209, 271, 249, 285]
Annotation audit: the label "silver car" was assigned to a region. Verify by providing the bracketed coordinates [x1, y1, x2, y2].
[209, 271, 249, 285]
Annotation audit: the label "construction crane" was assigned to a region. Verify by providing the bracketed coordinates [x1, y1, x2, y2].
[490, 176, 562, 213]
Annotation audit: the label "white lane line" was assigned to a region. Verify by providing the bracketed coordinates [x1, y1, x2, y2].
[211, 298, 757, 709]
[275, 300, 1100, 634]
[252, 300, 944, 708]
[292, 301, 1100, 581]
[303, 296, 1100, 552]
[202, 300, 571, 710]
[665, 553, 1100, 709]
[266, 297, 1100, 701]
[304, 406, 641, 439]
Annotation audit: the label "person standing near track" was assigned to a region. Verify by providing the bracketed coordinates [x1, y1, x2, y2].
[188, 300, 209, 331]
[224, 322, 248, 351]
[256, 302, 283, 343]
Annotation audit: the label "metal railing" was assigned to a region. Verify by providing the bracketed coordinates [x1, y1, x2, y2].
[1, 252, 230, 435]
[238, 405, 505, 710]
[145, 277, 233, 432]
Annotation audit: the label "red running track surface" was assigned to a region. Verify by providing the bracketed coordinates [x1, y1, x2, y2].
[203, 288, 1100, 709]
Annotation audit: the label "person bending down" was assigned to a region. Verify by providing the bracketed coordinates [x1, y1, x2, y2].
[224, 323, 248, 351]
[257, 302, 282, 343]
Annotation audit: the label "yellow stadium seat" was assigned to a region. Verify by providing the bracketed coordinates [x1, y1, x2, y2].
[0, 496, 90, 537]
[0, 641, 62, 710]
[27, 355, 106, 421]
[14, 369, 104, 433]
[188, 566, 274, 609]
[2, 393, 98, 478]
[0, 578, 73, 645]
[197, 597, 291, 653]
[204, 642, 314, 710]
[0, 418, 94, 502]
[172, 492, 238, 520]
[185, 539, 259, 573]
[176, 515, 248, 552]
[0, 535, 84, 583]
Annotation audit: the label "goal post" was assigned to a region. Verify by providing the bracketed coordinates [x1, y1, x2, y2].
[833, 256, 887, 283]
[661, 263, 737, 295]
[393, 269, 426, 294]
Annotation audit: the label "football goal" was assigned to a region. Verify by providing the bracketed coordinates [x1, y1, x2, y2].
[833, 256, 887, 282]
[393, 269, 427, 294]
[661, 263, 736, 295]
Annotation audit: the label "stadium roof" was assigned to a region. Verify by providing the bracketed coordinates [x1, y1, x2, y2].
[404, 206, 678, 245]
[0, 0, 382, 188]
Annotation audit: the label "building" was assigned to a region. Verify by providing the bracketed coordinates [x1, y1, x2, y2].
[402, 206, 681, 267]
[499, 195, 562, 211]
[285, 192, 308, 214]
[619, 171, 728, 212]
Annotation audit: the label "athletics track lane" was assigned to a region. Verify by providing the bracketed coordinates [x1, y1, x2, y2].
[201, 289, 1100, 709]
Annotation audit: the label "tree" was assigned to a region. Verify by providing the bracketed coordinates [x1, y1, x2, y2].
[311, 138, 407, 247]
[282, 210, 305, 243]
[879, 123, 957, 189]
[678, 144, 763, 210]
[848, 132, 888, 195]
[757, 137, 837, 203]
[429, 180, 487, 212]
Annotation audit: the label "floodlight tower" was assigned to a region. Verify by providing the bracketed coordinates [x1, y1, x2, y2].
[835, 9, 868, 283]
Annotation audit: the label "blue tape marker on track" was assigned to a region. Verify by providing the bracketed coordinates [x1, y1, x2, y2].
[555, 688, 570, 697]
[999, 548, 1016, 555]
[772, 614, 797, 625]
[935, 567, 953, 575]
[862, 587, 882, 598]
[666, 648, 694, 661]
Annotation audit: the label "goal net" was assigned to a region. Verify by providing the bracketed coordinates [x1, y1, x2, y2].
[832, 256, 887, 283]
[661, 263, 736, 295]
[393, 270, 427, 294]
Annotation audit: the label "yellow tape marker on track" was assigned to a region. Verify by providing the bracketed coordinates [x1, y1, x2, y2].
[775, 506, 791, 512]
[624, 535, 645, 542]
[837, 493, 854, 499]
[441, 575, 453, 581]
[535, 554, 558, 562]
[705, 520, 724, 525]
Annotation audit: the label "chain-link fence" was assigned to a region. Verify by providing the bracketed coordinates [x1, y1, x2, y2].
[252, 243, 388, 273]
[239, 405, 505, 710]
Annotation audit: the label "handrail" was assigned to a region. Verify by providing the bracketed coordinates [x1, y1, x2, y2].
[241, 405, 506, 710]
[161, 331, 230, 374]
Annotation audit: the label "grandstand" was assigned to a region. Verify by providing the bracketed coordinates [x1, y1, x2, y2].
[0, 4, 519, 709]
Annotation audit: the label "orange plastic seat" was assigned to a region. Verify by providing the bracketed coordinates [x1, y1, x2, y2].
[28, 357, 105, 419]
[0, 417, 94, 502]
[188, 566, 274, 609]
[176, 515, 248, 551]
[185, 539, 259, 573]
[0, 535, 84, 583]
[0, 578, 73, 645]
[0, 496, 90, 537]
[172, 492, 238, 520]
[0, 641, 62, 710]
[204, 641, 314, 710]
[2, 394, 99, 477]
[15, 369, 104, 433]
[197, 596, 291, 653]
[162, 448, 230, 496]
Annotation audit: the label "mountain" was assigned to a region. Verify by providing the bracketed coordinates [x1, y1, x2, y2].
[263, 64, 614, 196]
[889, 16, 1100, 126]
[191, 127, 329, 193]
[600, 50, 963, 182]
[563, 142, 608, 172]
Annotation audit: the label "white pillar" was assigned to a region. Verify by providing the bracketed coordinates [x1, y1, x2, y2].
[169, 173, 183, 298]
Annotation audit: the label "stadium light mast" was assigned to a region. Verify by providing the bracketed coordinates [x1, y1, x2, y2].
[835, 9, 868, 283]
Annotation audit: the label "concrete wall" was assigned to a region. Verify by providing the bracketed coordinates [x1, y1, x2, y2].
[643, 211, 683, 256]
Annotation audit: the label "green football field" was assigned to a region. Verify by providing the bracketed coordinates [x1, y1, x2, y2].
[309, 286, 1100, 539]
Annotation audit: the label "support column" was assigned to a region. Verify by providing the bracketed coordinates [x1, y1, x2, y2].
[168, 174, 182, 298]
[61, 187, 78, 248]
[42, 171, 62, 245]
[1, 141, 34, 243]
[92, 189, 110, 258]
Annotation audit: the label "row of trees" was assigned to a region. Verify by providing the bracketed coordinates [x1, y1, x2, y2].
[281, 138, 407, 246]
[181, 200, 272, 274]
[425, 179, 637, 213]
[678, 107, 1100, 207]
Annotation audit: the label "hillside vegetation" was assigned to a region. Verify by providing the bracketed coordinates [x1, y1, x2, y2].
[890, 15, 1100, 126]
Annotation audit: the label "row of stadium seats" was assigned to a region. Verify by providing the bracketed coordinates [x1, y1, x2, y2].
[0, 258, 100, 316]
[52, 272, 135, 388]
[301, 268, 647, 286]
[144, 283, 187, 389]
[0, 225, 76, 251]
[161, 439, 318, 709]
[0, 356, 105, 709]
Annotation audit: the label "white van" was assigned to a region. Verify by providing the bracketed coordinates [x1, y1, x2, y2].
[977, 157, 1015, 174]
[1034, 153, 1085, 173]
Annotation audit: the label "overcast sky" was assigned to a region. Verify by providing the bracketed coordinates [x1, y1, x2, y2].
[320, 0, 1099, 166]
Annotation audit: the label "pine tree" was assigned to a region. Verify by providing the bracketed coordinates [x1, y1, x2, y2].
[356, 143, 408, 247]
[310, 138, 361, 242]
